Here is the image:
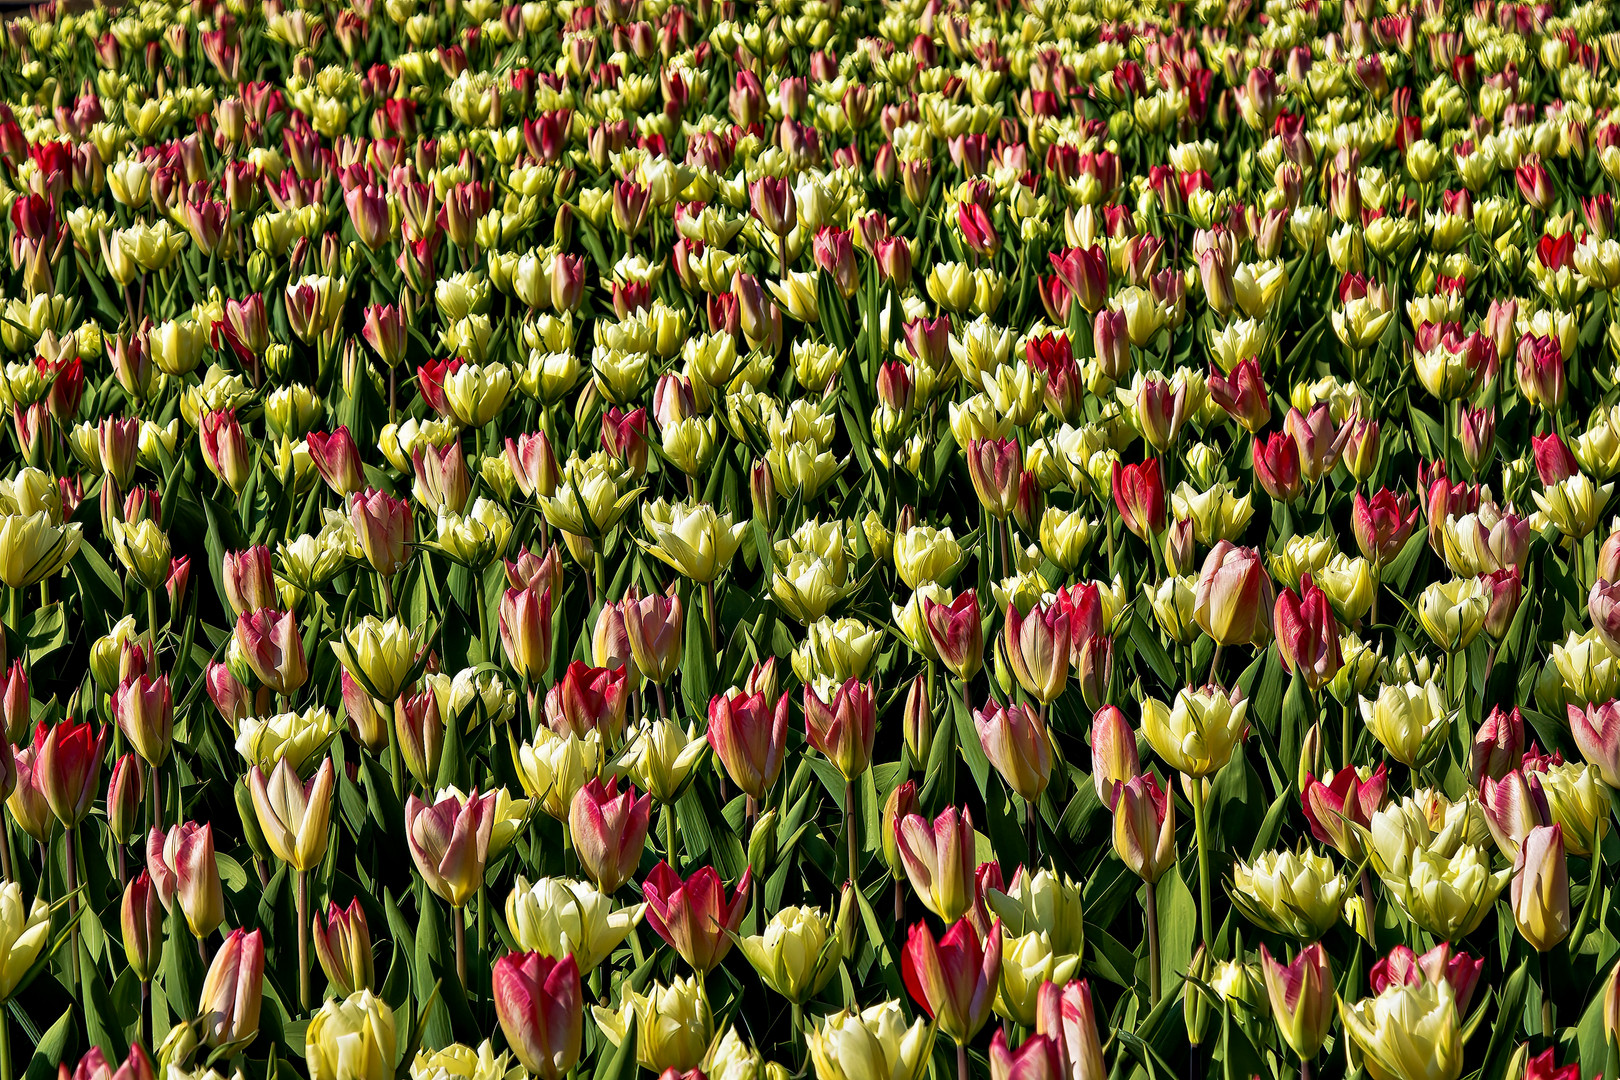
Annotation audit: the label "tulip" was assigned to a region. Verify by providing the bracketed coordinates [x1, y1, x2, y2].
[1260, 944, 1334, 1066]
[988, 1031, 1058, 1080]
[738, 896, 850, 1005]
[1231, 849, 1347, 940]
[249, 756, 335, 872]
[492, 953, 583, 1080]
[120, 871, 162, 982]
[1360, 679, 1449, 767]
[35, 719, 107, 828]
[1274, 575, 1342, 691]
[406, 789, 495, 910]
[901, 918, 1001, 1046]
[1253, 432, 1302, 502]
[1207, 359, 1271, 432]
[808, 1000, 934, 1080]
[1193, 541, 1275, 647]
[1285, 404, 1352, 482]
[1034, 980, 1106, 1080]
[147, 820, 225, 939]
[623, 586, 683, 685]
[1112, 772, 1175, 883]
[105, 752, 143, 847]
[1111, 459, 1165, 540]
[506, 875, 644, 973]
[235, 608, 309, 696]
[313, 898, 374, 997]
[967, 438, 1021, 519]
[306, 989, 396, 1080]
[1091, 705, 1139, 805]
[499, 584, 555, 685]
[1300, 764, 1388, 858]
[569, 778, 650, 894]
[1339, 979, 1463, 1080]
[1473, 705, 1525, 786]
[0, 882, 47, 1006]
[974, 701, 1053, 804]
[641, 862, 751, 974]
[592, 977, 712, 1073]
[1417, 577, 1488, 652]
[1004, 601, 1070, 705]
[307, 427, 365, 497]
[113, 673, 172, 767]
[351, 488, 413, 578]
[922, 589, 984, 680]
[1141, 684, 1249, 779]
[706, 689, 788, 803]
[544, 661, 629, 743]
[199, 409, 252, 493]
[896, 804, 975, 922]
[1352, 489, 1419, 570]
[1479, 768, 1551, 859]
[1370, 944, 1484, 1016]
[198, 927, 264, 1049]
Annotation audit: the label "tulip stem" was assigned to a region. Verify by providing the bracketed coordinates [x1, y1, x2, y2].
[665, 802, 681, 874]
[0, 819, 10, 884]
[956, 1041, 969, 1080]
[148, 759, 162, 833]
[146, 586, 160, 655]
[0, 1001, 10, 1080]
[1359, 868, 1377, 948]
[1191, 779, 1213, 953]
[1143, 879, 1161, 1005]
[845, 779, 858, 883]
[1541, 948, 1554, 1037]
[1207, 644, 1222, 686]
[704, 580, 719, 660]
[64, 823, 81, 998]
[454, 903, 468, 990]
[1341, 700, 1354, 772]
[295, 869, 311, 1012]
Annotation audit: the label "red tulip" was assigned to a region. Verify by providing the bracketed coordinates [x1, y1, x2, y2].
[350, 487, 413, 577]
[35, 719, 108, 827]
[705, 689, 788, 801]
[1523, 1050, 1581, 1080]
[1035, 980, 1106, 1080]
[803, 678, 877, 781]
[306, 427, 365, 497]
[234, 608, 308, 696]
[569, 777, 650, 893]
[1273, 574, 1341, 690]
[1480, 768, 1552, 859]
[1516, 333, 1566, 410]
[1208, 358, 1271, 432]
[1284, 404, 1351, 483]
[545, 661, 629, 742]
[989, 1030, 1059, 1080]
[1253, 432, 1302, 503]
[1111, 459, 1165, 540]
[1299, 764, 1388, 859]
[1474, 705, 1525, 786]
[901, 917, 1002, 1045]
[1047, 246, 1106, 312]
[641, 861, 752, 973]
[120, 871, 163, 981]
[1352, 489, 1419, 567]
[922, 589, 984, 680]
[493, 952, 583, 1080]
[222, 546, 277, 616]
[1532, 433, 1578, 486]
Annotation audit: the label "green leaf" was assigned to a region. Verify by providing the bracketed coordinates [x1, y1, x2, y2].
[22, 1007, 75, 1080]
[591, 1012, 639, 1080]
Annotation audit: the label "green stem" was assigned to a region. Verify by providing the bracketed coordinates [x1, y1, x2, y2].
[845, 779, 858, 884]
[65, 824, 81, 998]
[665, 803, 679, 874]
[296, 869, 309, 1013]
[0, 1000, 10, 1080]
[454, 903, 467, 990]
[1144, 878, 1161, 1006]
[1541, 947, 1553, 1037]
[1192, 777, 1213, 953]
[147, 587, 160, 655]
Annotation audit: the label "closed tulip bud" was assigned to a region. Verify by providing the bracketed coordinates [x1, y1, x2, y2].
[1517, 333, 1566, 412]
[706, 689, 788, 802]
[1111, 459, 1166, 541]
[494, 953, 583, 1080]
[148, 820, 225, 938]
[113, 673, 172, 767]
[1112, 772, 1175, 882]
[360, 303, 408, 368]
[36, 719, 108, 827]
[1352, 489, 1419, 568]
[967, 438, 1021, 520]
[805, 678, 877, 782]
[6, 742, 49, 844]
[1093, 310, 1132, 381]
[903, 675, 933, 766]
[1194, 541, 1275, 647]
[1274, 575, 1342, 691]
[110, 518, 172, 591]
[1207, 359, 1271, 432]
[199, 409, 252, 494]
[222, 546, 276, 616]
[106, 753, 144, 844]
[623, 586, 683, 685]
[570, 778, 651, 894]
[1512, 823, 1570, 952]
[306, 989, 395, 1080]
[747, 807, 779, 873]
[974, 701, 1053, 803]
[546, 661, 630, 742]
[896, 804, 975, 922]
[989, 1030, 1058, 1080]
[0, 660, 26, 742]
[902, 918, 1001, 1046]
[351, 488, 413, 577]
[1457, 405, 1494, 476]
[235, 608, 309, 696]
[1090, 706, 1139, 805]
[198, 927, 264, 1049]
[1005, 601, 1070, 705]
[1033, 980, 1106, 1080]
[923, 590, 984, 681]
[882, 781, 918, 876]
[1253, 432, 1302, 503]
[406, 789, 495, 907]
[1163, 518, 1196, 576]
[500, 585, 555, 684]
[1261, 944, 1333, 1064]
[249, 756, 335, 871]
[121, 870, 162, 981]
[642, 862, 751, 974]
[313, 899, 374, 996]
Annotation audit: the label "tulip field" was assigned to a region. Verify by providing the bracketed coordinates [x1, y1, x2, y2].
[13, 0, 1620, 1079]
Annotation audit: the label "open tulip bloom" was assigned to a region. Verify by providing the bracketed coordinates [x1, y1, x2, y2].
[10, 2, 1620, 1078]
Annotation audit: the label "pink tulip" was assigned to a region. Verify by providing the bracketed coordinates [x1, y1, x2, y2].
[706, 689, 788, 801]
[1284, 404, 1352, 483]
[222, 546, 277, 616]
[803, 678, 877, 782]
[1299, 764, 1388, 859]
[1193, 541, 1275, 646]
[973, 700, 1053, 803]
[1369, 943, 1484, 1015]
[1035, 980, 1106, 1080]
[350, 487, 413, 577]
[545, 661, 629, 742]
[1479, 768, 1552, 859]
[989, 1031, 1059, 1080]
[1005, 600, 1070, 705]
[923, 589, 984, 681]
[405, 789, 495, 908]
[147, 821, 224, 938]
[1273, 574, 1341, 690]
[504, 432, 560, 500]
[113, 673, 172, 767]
[569, 777, 650, 894]
[1570, 700, 1620, 788]
[197, 927, 264, 1048]
[233, 608, 308, 696]
[1352, 488, 1419, 567]
[313, 898, 375, 996]
[1090, 705, 1138, 806]
[493, 952, 583, 1080]
[1207, 358, 1271, 432]
[35, 719, 108, 827]
[1260, 943, 1334, 1062]
[641, 861, 752, 973]
[902, 917, 1002, 1045]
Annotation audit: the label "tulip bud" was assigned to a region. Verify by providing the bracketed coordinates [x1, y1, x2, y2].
[570, 777, 651, 893]
[313, 899, 375, 997]
[493, 952, 584, 1080]
[1260, 944, 1334, 1064]
[1512, 823, 1571, 952]
[121, 870, 163, 981]
[36, 719, 108, 827]
[1112, 773, 1175, 882]
[1184, 945, 1211, 1047]
[198, 927, 264, 1048]
[901, 918, 1001, 1046]
[106, 752, 144, 845]
[902, 674, 933, 766]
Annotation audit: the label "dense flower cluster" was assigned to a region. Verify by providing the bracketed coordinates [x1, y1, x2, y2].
[1, 0, 1620, 1077]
